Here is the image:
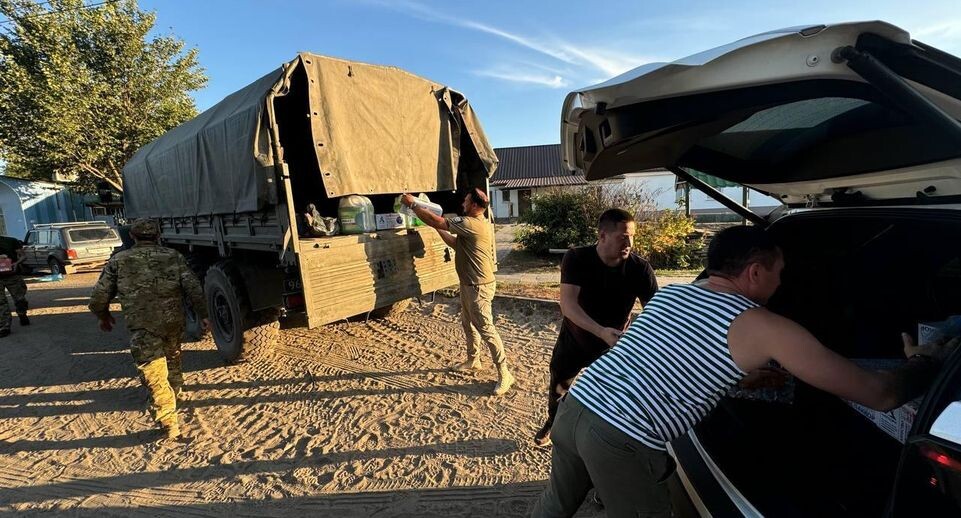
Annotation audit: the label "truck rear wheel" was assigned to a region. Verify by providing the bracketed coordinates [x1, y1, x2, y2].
[204, 261, 277, 363]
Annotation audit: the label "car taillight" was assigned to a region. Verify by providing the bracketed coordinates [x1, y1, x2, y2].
[920, 445, 961, 472]
[66, 249, 78, 259]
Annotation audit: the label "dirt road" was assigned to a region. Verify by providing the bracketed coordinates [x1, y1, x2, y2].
[0, 273, 618, 516]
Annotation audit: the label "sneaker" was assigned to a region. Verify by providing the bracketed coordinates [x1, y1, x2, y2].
[0, 329, 10, 337]
[452, 358, 482, 372]
[18, 315, 29, 326]
[493, 364, 515, 396]
[534, 426, 552, 448]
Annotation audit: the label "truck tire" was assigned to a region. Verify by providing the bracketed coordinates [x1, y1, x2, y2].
[204, 261, 277, 363]
[243, 307, 281, 353]
[368, 299, 412, 319]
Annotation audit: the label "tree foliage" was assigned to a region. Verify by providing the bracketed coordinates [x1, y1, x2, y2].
[0, 0, 206, 191]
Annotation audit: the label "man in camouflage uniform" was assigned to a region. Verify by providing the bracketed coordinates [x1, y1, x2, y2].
[0, 235, 29, 336]
[89, 219, 209, 439]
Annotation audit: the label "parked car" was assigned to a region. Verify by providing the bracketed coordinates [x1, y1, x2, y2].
[22, 222, 123, 275]
[561, 21, 961, 516]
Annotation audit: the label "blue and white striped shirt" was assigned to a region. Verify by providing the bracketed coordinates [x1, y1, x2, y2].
[568, 283, 758, 451]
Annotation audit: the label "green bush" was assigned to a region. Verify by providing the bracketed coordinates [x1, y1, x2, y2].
[516, 189, 603, 254]
[517, 186, 704, 269]
[633, 210, 703, 269]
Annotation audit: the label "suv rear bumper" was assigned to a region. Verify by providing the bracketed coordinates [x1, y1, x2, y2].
[670, 431, 762, 517]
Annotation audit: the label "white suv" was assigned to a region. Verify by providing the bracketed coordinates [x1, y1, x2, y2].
[561, 21, 961, 517]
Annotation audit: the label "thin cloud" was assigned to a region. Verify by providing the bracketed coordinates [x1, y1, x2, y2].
[915, 20, 961, 40]
[474, 69, 570, 88]
[365, 0, 649, 76]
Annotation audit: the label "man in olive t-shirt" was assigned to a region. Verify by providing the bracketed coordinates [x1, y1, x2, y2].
[401, 188, 514, 396]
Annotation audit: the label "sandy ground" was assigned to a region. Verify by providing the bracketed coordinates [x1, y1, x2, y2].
[0, 273, 621, 517]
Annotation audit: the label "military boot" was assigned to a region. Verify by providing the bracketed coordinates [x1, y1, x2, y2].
[161, 420, 182, 441]
[452, 357, 482, 372]
[493, 363, 515, 396]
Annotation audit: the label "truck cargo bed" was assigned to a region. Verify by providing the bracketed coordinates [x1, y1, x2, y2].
[297, 228, 458, 326]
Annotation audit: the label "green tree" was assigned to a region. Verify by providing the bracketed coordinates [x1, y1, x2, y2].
[0, 0, 206, 191]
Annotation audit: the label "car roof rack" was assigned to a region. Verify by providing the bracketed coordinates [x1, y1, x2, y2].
[32, 221, 111, 229]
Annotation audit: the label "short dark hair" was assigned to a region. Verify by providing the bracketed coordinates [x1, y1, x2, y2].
[468, 188, 490, 209]
[707, 225, 780, 277]
[598, 208, 634, 233]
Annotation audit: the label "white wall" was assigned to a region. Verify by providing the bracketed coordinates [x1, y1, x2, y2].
[686, 185, 781, 212]
[617, 171, 781, 212]
[491, 187, 518, 219]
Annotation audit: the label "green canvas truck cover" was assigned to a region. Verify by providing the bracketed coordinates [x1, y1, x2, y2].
[123, 53, 498, 218]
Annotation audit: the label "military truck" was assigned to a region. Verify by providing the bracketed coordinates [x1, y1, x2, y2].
[123, 54, 498, 363]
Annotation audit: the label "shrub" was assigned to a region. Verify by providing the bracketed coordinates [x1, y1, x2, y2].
[516, 185, 704, 269]
[633, 210, 703, 269]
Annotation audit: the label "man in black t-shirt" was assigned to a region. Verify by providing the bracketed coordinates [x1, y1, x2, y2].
[534, 209, 658, 447]
[0, 235, 29, 336]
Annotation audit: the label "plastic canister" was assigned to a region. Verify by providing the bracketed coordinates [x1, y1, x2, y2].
[338, 195, 376, 234]
[395, 193, 441, 227]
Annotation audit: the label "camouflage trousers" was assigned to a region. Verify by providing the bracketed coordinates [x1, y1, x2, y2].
[130, 329, 184, 429]
[0, 275, 28, 332]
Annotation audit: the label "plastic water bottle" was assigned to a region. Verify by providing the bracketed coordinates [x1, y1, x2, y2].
[409, 199, 443, 217]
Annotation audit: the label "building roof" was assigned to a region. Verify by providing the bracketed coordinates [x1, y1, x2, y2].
[491, 144, 586, 188]
[498, 175, 588, 189]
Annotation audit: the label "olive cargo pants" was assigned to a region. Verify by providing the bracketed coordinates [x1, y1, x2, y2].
[459, 282, 506, 366]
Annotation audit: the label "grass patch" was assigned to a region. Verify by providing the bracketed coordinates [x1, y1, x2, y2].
[497, 250, 562, 275]
[654, 269, 701, 277]
[497, 281, 560, 301]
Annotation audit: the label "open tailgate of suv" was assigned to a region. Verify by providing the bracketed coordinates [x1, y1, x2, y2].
[560, 21, 961, 207]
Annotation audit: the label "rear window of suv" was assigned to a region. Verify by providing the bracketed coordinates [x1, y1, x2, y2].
[67, 228, 118, 242]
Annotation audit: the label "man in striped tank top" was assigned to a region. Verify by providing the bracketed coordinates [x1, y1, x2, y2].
[532, 225, 958, 517]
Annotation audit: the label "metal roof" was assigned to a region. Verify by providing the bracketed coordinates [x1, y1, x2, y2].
[492, 144, 574, 181]
[495, 175, 588, 189]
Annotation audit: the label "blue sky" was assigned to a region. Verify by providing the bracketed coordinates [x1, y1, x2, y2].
[140, 0, 961, 148]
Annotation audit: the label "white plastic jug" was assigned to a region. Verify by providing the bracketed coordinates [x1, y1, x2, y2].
[338, 195, 376, 234]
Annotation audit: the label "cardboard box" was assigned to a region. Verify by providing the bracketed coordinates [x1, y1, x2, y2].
[375, 213, 407, 230]
[846, 358, 920, 443]
[848, 398, 920, 444]
[918, 315, 961, 345]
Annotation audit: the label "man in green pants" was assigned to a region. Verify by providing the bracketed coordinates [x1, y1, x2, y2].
[89, 219, 209, 439]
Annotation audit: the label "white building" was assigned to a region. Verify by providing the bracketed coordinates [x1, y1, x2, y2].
[490, 144, 781, 221]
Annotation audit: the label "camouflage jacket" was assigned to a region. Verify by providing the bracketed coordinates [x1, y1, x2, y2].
[88, 243, 208, 336]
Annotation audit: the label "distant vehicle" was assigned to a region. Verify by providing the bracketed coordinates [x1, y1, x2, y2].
[21, 221, 122, 275]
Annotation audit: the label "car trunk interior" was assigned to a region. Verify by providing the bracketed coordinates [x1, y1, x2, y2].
[693, 209, 961, 516]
